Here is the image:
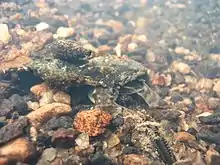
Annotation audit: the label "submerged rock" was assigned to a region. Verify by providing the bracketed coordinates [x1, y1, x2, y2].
[28, 39, 160, 108]
[0, 117, 29, 145]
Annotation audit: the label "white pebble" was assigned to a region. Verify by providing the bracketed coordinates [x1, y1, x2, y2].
[0, 23, 11, 44]
[75, 133, 90, 150]
[53, 27, 74, 39]
[35, 22, 49, 31]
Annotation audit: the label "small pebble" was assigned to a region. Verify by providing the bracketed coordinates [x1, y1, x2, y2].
[9, 94, 28, 115]
[0, 23, 11, 44]
[44, 116, 73, 130]
[52, 128, 77, 148]
[75, 133, 90, 150]
[27, 101, 40, 111]
[41, 148, 57, 162]
[106, 133, 120, 149]
[35, 22, 50, 31]
[53, 27, 74, 39]
[175, 131, 196, 141]
[39, 90, 54, 107]
[196, 78, 213, 91]
[53, 91, 71, 105]
[91, 152, 112, 165]
[171, 61, 191, 74]
[30, 83, 50, 97]
[74, 109, 112, 136]
[213, 80, 220, 94]
[208, 97, 220, 110]
[123, 154, 148, 165]
[111, 115, 124, 127]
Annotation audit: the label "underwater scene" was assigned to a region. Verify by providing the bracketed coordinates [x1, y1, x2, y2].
[0, 0, 220, 164]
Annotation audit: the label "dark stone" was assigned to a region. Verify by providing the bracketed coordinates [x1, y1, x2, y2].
[36, 133, 52, 148]
[158, 87, 169, 97]
[91, 152, 112, 165]
[187, 127, 198, 136]
[111, 115, 124, 128]
[122, 145, 139, 154]
[0, 117, 29, 145]
[174, 72, 185, 84]
[199, 113, 220, 125]
[44, 116, 73, 131]
[170, 93, 183, 103]
[119, 132, 132, 145]
[51, 128, 78, 148]
[196, 131, 220, 145]
[9, 94, 29, 115]
[0, 99, 13, 117]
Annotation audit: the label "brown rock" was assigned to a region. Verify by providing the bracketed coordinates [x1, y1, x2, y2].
[123, 154, 148, 165]
[151, 73, 166, 86]
[30, 83, 51, 97]
[97, 45, 112, 53]
[174, 132, 196, 142]
[0, 47, 31, 72]
[53, 91, 71, 105]
[0, 138, 36, 162]
[0, 157, 8, 165]
[27, 103, 71, 129]
[74, 109, 112, 136]
[105, 20, 123, 33]
[171, 61, 191, 74]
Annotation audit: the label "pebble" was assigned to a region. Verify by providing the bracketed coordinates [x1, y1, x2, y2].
[106, 133, 120, 149]
[0, 117, 29, 145]
[9, 94, 28, 115]
[52, 128, 77, 148]
[174, 131, 196, 141]
[75, 133, 90, 150]
[53, 91, 71, 105]
[184, 75, 198, 86]
[39, 90, 54, 107]
[91, 152, 112, 165]
[128, 43, 138, 52]
[53, 27, 75, 39]
[122, 146, 139, 154]
[171, 61, 191, 74]
[41, 148, 57, 162]
[0, 23, 11, 44]
[208, 97, 220, 110]
[35, 22, 50, 31]
[198, 112, 220, 124]
[27, 103, 72, 129]
[174, 47, 190, 55]
[213, 79, 220, 94]
[0, 99, 13, 117]
[111, 115, 124, 128]
[151, 73, 166, 86]
[44, 116, 73, 130]
[30, 83, 50, 97]
[27, 101, 40, 111]
[74, 109, 112, 136]
[123, 154, 148, 165]
[196, 78, 213, 91]
[0, 137, 35, 162]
